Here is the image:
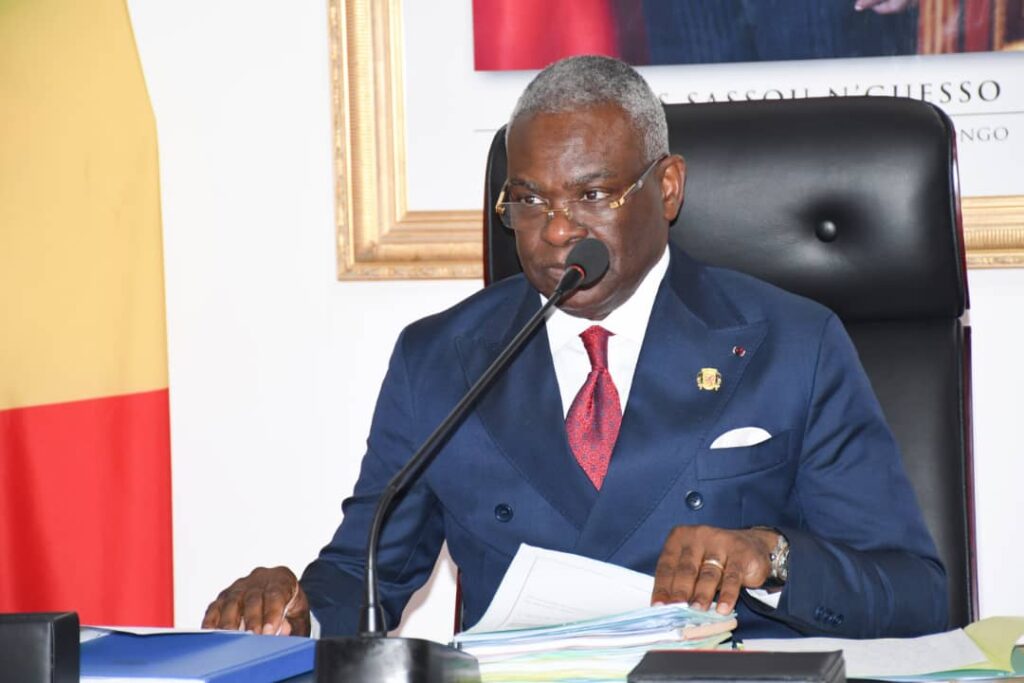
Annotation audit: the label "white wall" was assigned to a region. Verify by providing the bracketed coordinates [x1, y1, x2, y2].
[965, 269, 1024, 617]
[126, 1, 476, 638]
[127, 1, 1024, 641]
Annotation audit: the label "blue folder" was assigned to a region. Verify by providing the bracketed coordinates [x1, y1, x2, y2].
[80, 630, 315, 682]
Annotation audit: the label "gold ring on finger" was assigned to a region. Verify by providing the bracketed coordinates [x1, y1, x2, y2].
[701, 558, 725, 571]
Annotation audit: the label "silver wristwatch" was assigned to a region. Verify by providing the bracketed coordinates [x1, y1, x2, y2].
[754, 526, 790, 586]
[767, 532, 790, 585]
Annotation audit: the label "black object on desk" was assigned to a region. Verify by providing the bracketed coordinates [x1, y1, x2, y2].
[628, 649, 845, 683]
[315, 636, 480, 683]
[0, 611, 79, 683]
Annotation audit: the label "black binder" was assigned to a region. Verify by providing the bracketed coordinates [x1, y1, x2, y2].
[628, 649, 845, 683]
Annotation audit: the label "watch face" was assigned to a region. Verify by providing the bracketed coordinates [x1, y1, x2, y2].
[769, 534, 790, 583]
[752, 526, 789, 586]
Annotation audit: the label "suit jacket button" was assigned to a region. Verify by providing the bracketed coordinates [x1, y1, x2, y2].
[494, 503, 514, 522]
[685, 490, 704, 511]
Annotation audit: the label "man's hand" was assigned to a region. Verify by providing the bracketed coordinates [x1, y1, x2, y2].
[651, 525, 779, 614]
[202, 566, 311, 636]
[854, 0, 917, 14]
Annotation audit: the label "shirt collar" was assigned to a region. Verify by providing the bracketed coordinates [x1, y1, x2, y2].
[543, 246, 670, 351]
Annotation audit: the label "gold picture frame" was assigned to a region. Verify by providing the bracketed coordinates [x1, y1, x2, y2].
[330, 0, 1024, 280]
[329, 0, 480, 280]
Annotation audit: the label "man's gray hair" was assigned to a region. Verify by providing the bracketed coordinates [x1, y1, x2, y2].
[508, 55, 669, 162]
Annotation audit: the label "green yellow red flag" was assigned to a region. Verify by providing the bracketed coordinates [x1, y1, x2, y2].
[0, 0, 173, 625]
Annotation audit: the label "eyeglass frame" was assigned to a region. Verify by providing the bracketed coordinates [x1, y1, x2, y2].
[494, 154, 668, 231]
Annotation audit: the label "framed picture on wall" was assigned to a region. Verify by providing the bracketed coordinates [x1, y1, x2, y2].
[472, 0, 1024, 70]
[331, 0, 1024, 279]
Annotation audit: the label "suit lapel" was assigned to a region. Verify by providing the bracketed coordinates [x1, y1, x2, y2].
[574, 250, 768, 559]
[455, 282, 597, 530]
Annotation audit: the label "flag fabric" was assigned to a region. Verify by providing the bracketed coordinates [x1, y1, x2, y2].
[0, 0, 173, 625]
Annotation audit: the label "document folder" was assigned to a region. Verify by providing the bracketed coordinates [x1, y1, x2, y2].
[628, 649, 845, 683]
[80, 631, 314, 682]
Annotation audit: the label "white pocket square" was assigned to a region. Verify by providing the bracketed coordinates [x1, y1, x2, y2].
[709, 427, 772, 449]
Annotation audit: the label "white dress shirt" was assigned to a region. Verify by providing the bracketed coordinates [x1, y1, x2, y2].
[543, 247, 670, 417]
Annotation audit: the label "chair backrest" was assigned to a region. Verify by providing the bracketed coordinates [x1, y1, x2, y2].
[482, 96, 976, 628]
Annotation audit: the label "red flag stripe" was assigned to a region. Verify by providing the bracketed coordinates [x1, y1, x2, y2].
[0, 389, 173, 625]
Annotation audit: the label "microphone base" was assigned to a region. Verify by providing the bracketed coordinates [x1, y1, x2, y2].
[315, 636, 480, 683]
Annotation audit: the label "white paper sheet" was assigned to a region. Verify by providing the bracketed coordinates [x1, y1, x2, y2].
[80, 625, 238, 644]
[467, 544, 656, 634]
[743, 629, 989, 678]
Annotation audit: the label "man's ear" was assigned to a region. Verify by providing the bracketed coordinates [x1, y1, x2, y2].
[660, 154, 686, 222]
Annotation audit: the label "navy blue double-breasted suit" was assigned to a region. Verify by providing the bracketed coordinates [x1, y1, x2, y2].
[301, 245, 947, 639]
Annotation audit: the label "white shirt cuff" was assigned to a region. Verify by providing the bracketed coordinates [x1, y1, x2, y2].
[309, 611, 321, 639]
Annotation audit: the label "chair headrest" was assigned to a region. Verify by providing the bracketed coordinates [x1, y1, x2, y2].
[666, 97, 966, 320]
[484, 97, 967, 321]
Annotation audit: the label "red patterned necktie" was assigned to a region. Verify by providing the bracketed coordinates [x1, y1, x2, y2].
[565, 325, 622, 489]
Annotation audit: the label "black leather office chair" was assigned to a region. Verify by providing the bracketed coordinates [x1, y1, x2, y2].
[482, 96, 976, 629]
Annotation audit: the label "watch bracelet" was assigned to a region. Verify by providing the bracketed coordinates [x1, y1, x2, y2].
[752, 526, 790, 585]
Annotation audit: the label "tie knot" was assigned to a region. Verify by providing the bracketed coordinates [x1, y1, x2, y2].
[580, 325, 613, 370]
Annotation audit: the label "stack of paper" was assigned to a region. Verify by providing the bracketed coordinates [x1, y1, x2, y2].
[451, 544, 736, 682]
[453, 603, 736, 682]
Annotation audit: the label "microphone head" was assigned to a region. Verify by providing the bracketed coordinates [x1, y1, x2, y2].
[565, 238, 610, 288]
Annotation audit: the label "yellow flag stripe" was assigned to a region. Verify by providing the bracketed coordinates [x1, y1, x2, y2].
[0, 0, 167, 410]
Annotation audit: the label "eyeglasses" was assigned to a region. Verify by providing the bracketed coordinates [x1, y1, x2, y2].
[494, 155, 667, 232]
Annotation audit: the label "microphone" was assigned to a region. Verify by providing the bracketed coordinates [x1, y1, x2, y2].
[557, 237, 610, 292]
[315, 239, 610, 683]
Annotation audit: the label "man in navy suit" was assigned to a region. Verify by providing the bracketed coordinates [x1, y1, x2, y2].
[640, 0, 918, 65]
[203, 55, 947, 640]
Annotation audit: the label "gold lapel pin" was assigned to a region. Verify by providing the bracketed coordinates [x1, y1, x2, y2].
[696, 368, 722, 392]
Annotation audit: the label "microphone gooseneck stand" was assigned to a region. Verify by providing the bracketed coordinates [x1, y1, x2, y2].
[315, 239, 610, 683]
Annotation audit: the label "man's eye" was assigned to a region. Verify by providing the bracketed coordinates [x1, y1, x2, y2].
[580, 189, 610, 202]
[514, 195, 546, 207]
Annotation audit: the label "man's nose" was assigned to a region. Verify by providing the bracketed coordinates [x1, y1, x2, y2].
[541, 206, 587, 245]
